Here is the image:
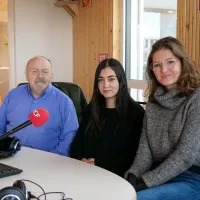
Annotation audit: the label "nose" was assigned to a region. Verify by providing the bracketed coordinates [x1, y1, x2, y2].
[38, 71, 43, 77]
[103, 80, 109, 87]
[160, 63, 168, 73]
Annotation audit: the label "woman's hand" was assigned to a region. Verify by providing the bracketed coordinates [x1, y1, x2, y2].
[88, 158, 95, 165]
[81, 158, 89, 163]
[81, 158, 95, 165]
[127, 174, 147, 192]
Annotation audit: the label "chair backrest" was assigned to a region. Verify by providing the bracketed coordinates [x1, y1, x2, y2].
[137, 101, 147, 109]
[18, 82, 88, 123]
[137, 101, 147, 105]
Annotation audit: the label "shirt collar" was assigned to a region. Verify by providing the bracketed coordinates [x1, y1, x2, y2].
[27, 83, 53, 99]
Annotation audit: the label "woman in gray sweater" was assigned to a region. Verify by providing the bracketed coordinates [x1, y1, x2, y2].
[125, 37, 200, 200]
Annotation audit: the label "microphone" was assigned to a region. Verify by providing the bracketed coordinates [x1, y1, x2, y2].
[0, 108, 49, 141]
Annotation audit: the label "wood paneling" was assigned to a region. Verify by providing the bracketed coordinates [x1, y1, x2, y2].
[0, 0, 7, 11]
[177, 0, 200, 66]
[54, 1, 79, 18]
[73, 0, 121, 100]
[0, 22, 9, 99]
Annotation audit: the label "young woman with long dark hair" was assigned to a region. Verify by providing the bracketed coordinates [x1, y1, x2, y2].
[70, 58, 144, 177]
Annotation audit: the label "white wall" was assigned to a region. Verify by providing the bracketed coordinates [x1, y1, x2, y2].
[14, 0, 73, 85]
[160, 13, 176, 38]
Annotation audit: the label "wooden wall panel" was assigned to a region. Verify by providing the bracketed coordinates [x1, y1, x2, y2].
[0, 0, 7, 11]
[73, 0, 121, 100]
[0, 22, 9, 99]
[177, 0, 200, 67]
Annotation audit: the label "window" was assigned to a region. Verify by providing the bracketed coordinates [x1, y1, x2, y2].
[124, 0, 177, 101]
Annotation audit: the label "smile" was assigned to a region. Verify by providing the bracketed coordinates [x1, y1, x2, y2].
[162, 75, 171, 79]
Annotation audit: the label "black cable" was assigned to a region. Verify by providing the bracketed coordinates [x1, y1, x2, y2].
[20, 179, 46, 200]
[38, 192, 73, 200]
[20, 179, 73, 200]
[27, 191, 39, 200]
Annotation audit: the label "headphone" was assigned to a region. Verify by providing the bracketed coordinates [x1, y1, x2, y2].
[0, 180, 72, 200]
[0, 180, 28, 200]
[0, 137, 21, 159]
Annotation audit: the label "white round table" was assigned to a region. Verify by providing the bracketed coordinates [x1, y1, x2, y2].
[0, 147, 136, 200]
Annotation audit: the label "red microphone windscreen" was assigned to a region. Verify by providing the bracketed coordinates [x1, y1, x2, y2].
[28, 108, 49, 127]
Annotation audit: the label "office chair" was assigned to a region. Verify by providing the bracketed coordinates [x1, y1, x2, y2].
[137, 101, 147, 109]
[137, 101, 147, 105]
[18, 82, 88, 123]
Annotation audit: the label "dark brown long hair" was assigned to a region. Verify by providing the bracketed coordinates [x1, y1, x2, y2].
[87, 58, 132, 136]
[146, 37, 200, 101]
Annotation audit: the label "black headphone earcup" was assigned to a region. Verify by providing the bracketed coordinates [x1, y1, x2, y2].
[0, 186, 26, 200]
[9, 137, 21, 151]
[0, 137, 20, 151]
[13, 180, 26, 194]
[0, 137, 21, 159]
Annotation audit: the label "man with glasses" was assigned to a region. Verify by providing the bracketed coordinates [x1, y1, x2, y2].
[0, 56, 78, 156]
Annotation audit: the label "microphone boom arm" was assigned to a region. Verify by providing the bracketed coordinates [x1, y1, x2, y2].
[0, 120, 32, 141]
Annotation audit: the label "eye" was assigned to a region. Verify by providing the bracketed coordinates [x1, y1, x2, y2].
[98, 79, 103, 82]
[108, 78, 115, 82]
[167, 60, 175, 65]
[153, 63, 161, 69]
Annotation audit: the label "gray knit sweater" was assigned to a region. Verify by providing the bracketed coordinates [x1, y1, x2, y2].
[125, 87, 200, 187]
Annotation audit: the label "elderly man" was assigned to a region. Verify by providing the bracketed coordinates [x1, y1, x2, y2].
[0, 56, 78, 156]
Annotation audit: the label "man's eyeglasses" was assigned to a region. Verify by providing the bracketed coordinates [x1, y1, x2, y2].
[150, 59, 179, 71]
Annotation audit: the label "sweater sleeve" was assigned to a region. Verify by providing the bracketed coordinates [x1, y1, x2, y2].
[125, 114, 153, 179]
[142, 95, 200, 187]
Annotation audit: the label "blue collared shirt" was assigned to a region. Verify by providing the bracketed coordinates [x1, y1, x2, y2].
[0, 84, 78, 156]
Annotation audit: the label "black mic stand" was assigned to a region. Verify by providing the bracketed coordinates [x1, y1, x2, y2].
[0, 120, 31, 159]
[0, 120, 31, 141]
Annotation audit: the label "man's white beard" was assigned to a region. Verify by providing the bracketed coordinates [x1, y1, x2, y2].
[33, 82, 47, 95]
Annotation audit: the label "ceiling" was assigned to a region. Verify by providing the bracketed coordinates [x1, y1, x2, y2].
[0, 0, 7, 11]
[144, 0, 177, 10]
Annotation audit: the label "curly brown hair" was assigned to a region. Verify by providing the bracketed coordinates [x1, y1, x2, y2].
[145, 37, 200, 101]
